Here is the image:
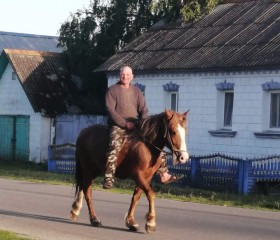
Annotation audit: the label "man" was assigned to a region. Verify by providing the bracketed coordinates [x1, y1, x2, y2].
[103, 65, 181, 189]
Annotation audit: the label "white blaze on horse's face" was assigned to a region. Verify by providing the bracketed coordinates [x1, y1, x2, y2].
[177, 123, 189, 164]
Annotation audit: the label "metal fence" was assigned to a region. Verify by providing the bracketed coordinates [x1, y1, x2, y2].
[47, 143, 280, 195]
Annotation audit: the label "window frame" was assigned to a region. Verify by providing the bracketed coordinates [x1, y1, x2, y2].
[12, 72, 16, 80]
[224, 91, 234, 127]
[269, 92, 280, 128]
[170, 92, 178, 111]
[209, 81, 236, 138]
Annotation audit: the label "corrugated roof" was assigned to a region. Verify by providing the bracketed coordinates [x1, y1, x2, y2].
[96, 0, 280, 73]
[0, 31, 62, 53]
[3, 49, 71, 116]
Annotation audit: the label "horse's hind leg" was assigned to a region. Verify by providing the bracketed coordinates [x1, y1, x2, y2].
[84, 182, 102, 227]
[125, 186, 142, 232]
[70, 189, 84, 220]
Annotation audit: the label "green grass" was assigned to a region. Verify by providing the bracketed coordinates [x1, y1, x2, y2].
[0, 230, 33, 240]
[0, 160, 279, 211]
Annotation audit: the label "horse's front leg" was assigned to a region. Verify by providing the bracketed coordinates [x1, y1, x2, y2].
[125, 186, 142, 231]
[143, 185, 156, 233]
[83, 182, 102, 227]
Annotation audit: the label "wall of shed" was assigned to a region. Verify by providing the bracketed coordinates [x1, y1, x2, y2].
[108, 69, 280, 158]
[54, 114, 107, 144]
[0, 64, 51, 162]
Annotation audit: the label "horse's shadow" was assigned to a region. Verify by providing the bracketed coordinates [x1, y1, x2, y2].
[0, 209, 145, 234]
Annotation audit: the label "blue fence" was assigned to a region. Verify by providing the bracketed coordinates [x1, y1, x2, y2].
[48, 143, 76, 173]
[165, 154, 242, 193]
[47, 143, 280, 195]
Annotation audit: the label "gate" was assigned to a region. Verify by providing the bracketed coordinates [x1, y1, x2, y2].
[0, 115, 30, 161]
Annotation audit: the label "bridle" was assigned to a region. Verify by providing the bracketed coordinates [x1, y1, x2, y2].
[164, 117, 188, 162]
[141, 113, 187, 161]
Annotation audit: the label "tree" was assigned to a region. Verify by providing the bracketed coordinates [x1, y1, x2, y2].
[58, 0, 223, 114]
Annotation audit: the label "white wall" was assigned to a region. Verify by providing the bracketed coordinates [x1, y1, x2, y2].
[108, 69, 280, 158]
[0, 64, 51, 162]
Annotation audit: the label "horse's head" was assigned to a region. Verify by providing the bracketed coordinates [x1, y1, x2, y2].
[164, 109, 190, 164]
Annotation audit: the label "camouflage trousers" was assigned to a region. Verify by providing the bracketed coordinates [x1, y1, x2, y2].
[156, 152, 168, 175]
[104, 126, 168, 181]
[105, 126, 126, 181]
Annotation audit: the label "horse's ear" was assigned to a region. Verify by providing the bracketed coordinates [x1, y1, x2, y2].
[165, 109, 173, 120]
[183, 109, 189, 118]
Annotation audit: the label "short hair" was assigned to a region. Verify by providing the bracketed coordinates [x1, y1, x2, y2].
[120, 65, 133, 75]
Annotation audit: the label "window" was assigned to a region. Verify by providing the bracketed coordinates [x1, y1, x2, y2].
[163, 81, 179, 111]
[171, 92, 178, 111]
[209, 80, 236, 137]
[254, 81, 280, 138]
[12, 72, 16, 80]
[224, 92, 234, 127]
[270, 93, 280, 128]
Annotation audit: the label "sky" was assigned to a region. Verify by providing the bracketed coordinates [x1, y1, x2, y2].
[0, 0, 91, 36]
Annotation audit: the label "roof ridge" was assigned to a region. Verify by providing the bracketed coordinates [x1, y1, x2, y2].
[0, 31, 58, 39]
[3, 48, 63, 57]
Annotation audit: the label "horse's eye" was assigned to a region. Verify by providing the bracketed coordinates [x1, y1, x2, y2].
[170, 131, 176, 135]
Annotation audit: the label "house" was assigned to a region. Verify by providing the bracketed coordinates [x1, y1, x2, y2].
[0, 32, 75, 162]
[96, 0, 280, 158]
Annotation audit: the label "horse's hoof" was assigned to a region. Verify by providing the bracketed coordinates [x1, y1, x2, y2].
[127, 224, 139, 232]
[125, 217, 139, 232]
[145, 223, 156, 233]
[90, 218, 102, 227]
[70, 211, 78, 221]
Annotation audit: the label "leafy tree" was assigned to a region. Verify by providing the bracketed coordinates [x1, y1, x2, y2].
[58, 0, 223, 114]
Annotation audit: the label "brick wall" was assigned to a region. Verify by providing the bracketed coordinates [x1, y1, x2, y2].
[108, 69, 280, 158]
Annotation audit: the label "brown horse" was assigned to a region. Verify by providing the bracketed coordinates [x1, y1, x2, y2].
[70, 109, 189, 233]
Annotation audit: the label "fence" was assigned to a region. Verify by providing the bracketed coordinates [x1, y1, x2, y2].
[47, 143, 280, 195]
[48, 143, 76, 173]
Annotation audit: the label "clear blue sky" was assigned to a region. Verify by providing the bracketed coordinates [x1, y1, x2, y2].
[0, 0, 91, 36]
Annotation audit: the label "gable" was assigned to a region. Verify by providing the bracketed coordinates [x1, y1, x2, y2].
[3, 49, 72, 116]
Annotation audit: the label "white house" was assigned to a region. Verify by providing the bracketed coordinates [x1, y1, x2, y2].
[0, 32, 64, 162]
[0, 48, 74, 162]
[96, 0, 280, 158]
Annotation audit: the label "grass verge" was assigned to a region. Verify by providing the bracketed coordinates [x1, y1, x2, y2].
[0, 160, 279, 211]
[0, 230, 33, 240]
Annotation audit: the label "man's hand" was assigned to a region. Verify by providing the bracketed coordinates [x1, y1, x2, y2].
[126, 122, 136, 131]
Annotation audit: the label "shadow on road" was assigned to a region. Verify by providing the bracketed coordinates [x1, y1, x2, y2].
[0, 209, 145, 234]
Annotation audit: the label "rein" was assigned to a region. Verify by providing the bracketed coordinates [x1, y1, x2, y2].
[140, 114, 187, 157]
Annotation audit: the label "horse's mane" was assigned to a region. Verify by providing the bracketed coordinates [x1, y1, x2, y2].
[140, 112, 165, 142]
[124, 112, 166, 145]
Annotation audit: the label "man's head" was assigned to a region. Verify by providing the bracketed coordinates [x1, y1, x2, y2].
[119, 65, 133, 87]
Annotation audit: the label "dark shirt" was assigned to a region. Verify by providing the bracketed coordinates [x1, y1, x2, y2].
[105, 82, 148, 128]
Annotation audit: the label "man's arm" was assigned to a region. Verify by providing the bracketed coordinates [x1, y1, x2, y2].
[105, 89, 127, 128]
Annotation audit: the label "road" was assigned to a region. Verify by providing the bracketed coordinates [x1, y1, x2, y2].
[0, 178, 279, 240]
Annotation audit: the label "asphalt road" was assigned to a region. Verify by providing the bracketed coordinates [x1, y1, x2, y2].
[0, 178, 279, 240]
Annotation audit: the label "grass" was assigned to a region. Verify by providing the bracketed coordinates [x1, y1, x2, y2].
[0, 160, 279, 212]
[0, 230, 33, 240]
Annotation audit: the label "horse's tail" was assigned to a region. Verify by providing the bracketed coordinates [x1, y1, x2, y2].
[74, 150, 83, 197]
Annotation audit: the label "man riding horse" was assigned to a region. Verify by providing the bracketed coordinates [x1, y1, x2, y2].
[103, 65, 181, 189]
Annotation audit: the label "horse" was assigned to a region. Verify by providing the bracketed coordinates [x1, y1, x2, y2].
[70, 109, 190, 233]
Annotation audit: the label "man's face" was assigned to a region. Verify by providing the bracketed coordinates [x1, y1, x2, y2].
[120, 67, 133, 85]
